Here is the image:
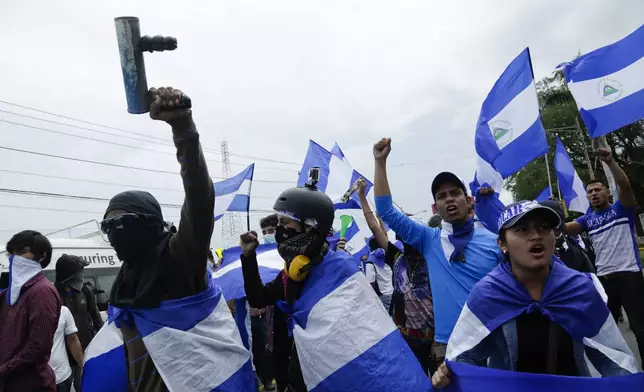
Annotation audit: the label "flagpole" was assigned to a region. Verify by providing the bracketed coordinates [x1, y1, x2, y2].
[544, 153, 554, 198]
[555, 178, 569, 217]
[247, 168, 254, 232]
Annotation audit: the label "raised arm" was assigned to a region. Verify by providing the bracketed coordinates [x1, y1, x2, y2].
[597, 148, 637, 208]
[373, 138, 429, 252]
[239, 232, 285, 308]
[151, 88, 215, 282]
[357, 178, 389, 250]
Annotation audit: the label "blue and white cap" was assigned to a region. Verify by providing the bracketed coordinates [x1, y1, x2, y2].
[498, 200, 562, 232]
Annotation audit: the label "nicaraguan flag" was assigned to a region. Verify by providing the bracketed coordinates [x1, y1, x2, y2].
[446, 259, 641, 391]
[290, 250, 431, 391]
[562, 25, 644, 138]
[82, 281, 255, 391]
[214, 164, 254, 221]
[213, 244, 283, 300]
[535, 185, 551, 202]
[475, 48, 548, 178]
[297, 140, 372, 210]
[327, 215, 360, 250]
[554, 138, 591, 214]
[471, 156, 504, 195]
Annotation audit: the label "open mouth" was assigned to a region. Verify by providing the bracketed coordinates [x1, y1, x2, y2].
[446, 205, 458, 214]
[591, 197, 600, 203]
[529, 244, 545, 258]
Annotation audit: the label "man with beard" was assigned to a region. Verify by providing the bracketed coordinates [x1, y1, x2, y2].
[82, 87, 253, 391]
[564, 147, 644, 365]
[240, 174, 431, 392]
[373, 137, 502, 366]
[54, 254, 104, 391]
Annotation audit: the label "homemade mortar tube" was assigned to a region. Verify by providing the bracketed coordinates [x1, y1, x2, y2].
[114, 17, 190, 114]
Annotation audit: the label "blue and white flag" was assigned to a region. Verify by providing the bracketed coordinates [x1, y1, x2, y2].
[290, 250, 431, 391]
[327, 216, 360, 251]
[471, 156, 504, 194]
[446, 259, 641, 390]
[214, 164, 254, 221]
[475, 48, 548, 178]
[213, 244, 283, 300]
[562, 25, 644, 138]
[297, 140, 372, 210]
[535, 185, 551, 202]
[82, 281, 255, 392]
[554, 138, 590, 214]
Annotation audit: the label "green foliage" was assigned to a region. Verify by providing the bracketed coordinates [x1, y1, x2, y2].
[505, 72, 644, 204]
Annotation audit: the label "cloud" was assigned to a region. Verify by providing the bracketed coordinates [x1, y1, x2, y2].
[0, 0, 642, 246]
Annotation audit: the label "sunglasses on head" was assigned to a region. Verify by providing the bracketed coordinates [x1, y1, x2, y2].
[100, 213, 151, 235]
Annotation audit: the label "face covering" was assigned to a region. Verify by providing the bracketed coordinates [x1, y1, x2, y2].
[65, 271, 84, 292]
[276, 226, 328, 269]
[7, 255, 42, 305]
[106, 216, 164, 262]
[263, 234, 276, 244]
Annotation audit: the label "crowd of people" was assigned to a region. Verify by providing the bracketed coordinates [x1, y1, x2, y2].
[0, 88, 643, 392]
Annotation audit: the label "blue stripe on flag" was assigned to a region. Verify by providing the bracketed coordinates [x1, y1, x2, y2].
[227, 194, 250, 212]
[446, 360, 644, 391]
[563, 25, 644, 82]
[310, 330, 431, 391]
[214, 164, 254, 195]
[234, 298, 250, 350]
[82, 344, 128, 392]
[487, 118, 547, 178]
[554, 138, 579, 207]
[297, 140, 332, 191]
[535, 185, 551, 202]
[209, 360, 255, 392]
[579, 88, 644, 138]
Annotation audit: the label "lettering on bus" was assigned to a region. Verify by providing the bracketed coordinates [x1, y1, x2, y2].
[77, 254, 118, 266]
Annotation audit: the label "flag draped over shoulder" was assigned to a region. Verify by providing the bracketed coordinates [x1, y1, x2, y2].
[445, 259, 641, 391]
[290, 250, 431, 391]
[82, 281, 255, 392]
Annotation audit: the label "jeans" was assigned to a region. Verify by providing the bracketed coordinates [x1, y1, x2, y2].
[599, 271, 644, 364]
[56, 376, 73, 392]
[379, 294, 392, 315]
[251, 315, 274, 385]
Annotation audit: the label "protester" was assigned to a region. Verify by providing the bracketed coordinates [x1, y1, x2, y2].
[82, 87, 254, 391]
[356, 178, 435, 374]
[538, 200, 595, 273]
[428, 214, 442, 228]
[0, 230, 61, 392]
[261, 214, 278, 244]
[241, 173, 431, 391]
[564, 147, 644, 364]
[49, 306, 84, 392]
[54, 254, 104, 391]
[431, 200, 640, 389]
[373, 137, 502, 365]
[361, 237, 394, 311]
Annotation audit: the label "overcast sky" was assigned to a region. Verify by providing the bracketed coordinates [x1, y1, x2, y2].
[0, 0, 642, 247]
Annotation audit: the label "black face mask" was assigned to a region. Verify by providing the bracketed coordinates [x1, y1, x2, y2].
[104, 214, 164, 262]
[275, 225, 301, 245]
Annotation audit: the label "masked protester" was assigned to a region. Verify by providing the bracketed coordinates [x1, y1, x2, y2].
[54, 254, 104, 391]
[0, 230, 60, 392]
[240, 174, 431, 392]
[432, 201, 640, 389]
[356, 178, 435, 374]
[373, 138, 502, 366]
[83, 87, 254, 392]
[261, 214, 278, 244]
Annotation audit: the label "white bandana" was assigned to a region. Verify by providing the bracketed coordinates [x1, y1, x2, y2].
[7, 255, 43, 305]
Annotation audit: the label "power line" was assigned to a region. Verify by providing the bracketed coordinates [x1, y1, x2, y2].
[0, 168, 278, 199]
[0, 145, 293, 184]
[0, 203, 104, 215]
[0, 114, 299, 173]
[0, 99, 301, 166]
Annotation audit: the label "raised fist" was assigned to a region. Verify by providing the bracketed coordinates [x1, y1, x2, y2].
[357, 177, 368, 196]
[149, 87, 192, 124]
[239, 232, 259, 256]
[373, 138, 392, 161]
[596, 148, 613, 164]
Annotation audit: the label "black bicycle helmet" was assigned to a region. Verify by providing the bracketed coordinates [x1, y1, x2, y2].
[273, 186, 335, 236]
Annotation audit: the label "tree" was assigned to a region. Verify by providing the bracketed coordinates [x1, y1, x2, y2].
[505, 73, 644, 210]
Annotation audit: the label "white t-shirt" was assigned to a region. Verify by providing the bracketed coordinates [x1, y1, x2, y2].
[363, 258, 394, 297]
[48, 306, 78, 384]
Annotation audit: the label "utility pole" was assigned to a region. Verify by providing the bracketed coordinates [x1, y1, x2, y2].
[220, 141, 245, 248]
